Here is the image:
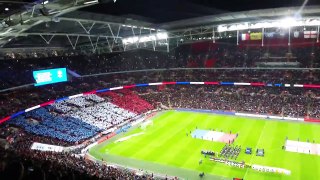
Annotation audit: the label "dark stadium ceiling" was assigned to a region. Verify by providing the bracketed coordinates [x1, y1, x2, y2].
[80, 0, 320, 23]
[0, 0, 320, 52]
[0, 0, 38, 20]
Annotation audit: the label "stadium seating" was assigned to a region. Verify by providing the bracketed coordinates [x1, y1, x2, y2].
[7, 94, 141, 142]
[100, 90, 154, 114]
[1, 44, 320, 90]
[3, 3, 320, 180]
[8, 108, 101, 142]
[68, 102, 136, 129]
[140, 86, 309, 118]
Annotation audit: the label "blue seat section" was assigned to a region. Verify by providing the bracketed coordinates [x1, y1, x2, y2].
[8, 108, 102, 142]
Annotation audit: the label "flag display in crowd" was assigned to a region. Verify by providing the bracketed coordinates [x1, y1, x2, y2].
[264, 32, 274, 38]
[250, 32, 262, 40]
[293, 31, 300, 38]
[241, 33, 250, 41]
[304, 31, 317, 38]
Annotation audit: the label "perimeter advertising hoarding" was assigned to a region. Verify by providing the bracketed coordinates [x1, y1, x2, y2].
[33, 68, 68, 86]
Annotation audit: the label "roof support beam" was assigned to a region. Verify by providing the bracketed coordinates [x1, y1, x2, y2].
[212, 26, 215, 43]
[150, 29, 156, 51]
[39, 34, 55, 44]
[317, 25, 319, 43]
[78, 21, 95, 34]
[58, 16, 153, 27]
[105, 37, 113, 52]
[0, 2, 101, 47]
[107, 24, 115, 39]
[108, 24, 121, 49]
[30, 5, 36, 18]
[2, 32, 122, 38]
[88, 36, 100, 52]
[66, 35, 79, 49]
[123, 42, 126, 51]
[131, 26, 139, 48]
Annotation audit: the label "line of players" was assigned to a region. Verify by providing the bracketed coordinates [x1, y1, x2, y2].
[199, 144, 241, 164]
[219, 144, 241, 160]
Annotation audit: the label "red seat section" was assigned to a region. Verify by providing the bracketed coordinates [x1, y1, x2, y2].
[99, 89, 154, 114]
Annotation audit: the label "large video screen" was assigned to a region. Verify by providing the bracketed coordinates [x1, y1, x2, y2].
[33, 68, 68, 86]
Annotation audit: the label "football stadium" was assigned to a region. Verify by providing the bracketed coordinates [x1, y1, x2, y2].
[2, 0, 320, 180]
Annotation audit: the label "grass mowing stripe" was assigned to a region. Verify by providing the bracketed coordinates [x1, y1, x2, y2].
[138, 113, 195, 161]
[121, 112, 176, 157]
[243, 119, 267, 180]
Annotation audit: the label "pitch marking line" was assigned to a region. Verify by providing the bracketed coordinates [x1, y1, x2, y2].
[243, 121, 268, 179]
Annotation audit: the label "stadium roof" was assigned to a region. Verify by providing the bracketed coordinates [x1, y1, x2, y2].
[0, 0, 320, 52]
[162, 6, 320, 30]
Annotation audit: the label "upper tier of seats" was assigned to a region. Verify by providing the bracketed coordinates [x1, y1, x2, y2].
[1, 42, 320, 89]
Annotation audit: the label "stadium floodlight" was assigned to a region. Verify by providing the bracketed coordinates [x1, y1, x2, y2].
[156, 32, 168, 39]
[122, 25, 132, 28]
[122, 32, 168, 45]
[122, 37, 139, 44]
[305, 19, 320, 26]
[228, 23, 249, 31]
[217, 25, 228, 32]
[280, 17, 297, 28]
[216, 17, 320, 32]
[139, 35, 156, 42]
[84, 0, 98, 5]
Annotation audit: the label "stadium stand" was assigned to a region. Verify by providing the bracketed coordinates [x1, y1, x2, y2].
[0, 147, 167, 180]
[7, 108, 101, 143]
[5, 94, 145, 143]
[2, 69, 320, 119]
[100, 89, 154, 114]
[0, 92, 167, 179]
[1, 44, 320, 89]
[140, 86, 310, 118]
[1, 1, 320, 179]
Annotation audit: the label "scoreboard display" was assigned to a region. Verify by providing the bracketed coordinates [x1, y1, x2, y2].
[33, 68, 68, 86]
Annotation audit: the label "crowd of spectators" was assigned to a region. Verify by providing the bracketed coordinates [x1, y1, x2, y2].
[1, 41, 320, 90]
[1, 82, 320, 179]
[1, 41, 320, 179]
[5, 93, 153, 143]
[0, 146, 169, 180]
[139, 86, 318, 118]
[69, 102, 136, 129]
[0, 92, 165, 180]
[8, 110, 100, 143]
[100, 90, 154, 114]
[1, 86, 317, 147]
[2, 69, 320, 119]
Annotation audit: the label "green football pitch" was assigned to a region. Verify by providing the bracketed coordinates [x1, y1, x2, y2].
[89, 110, 320, 180]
